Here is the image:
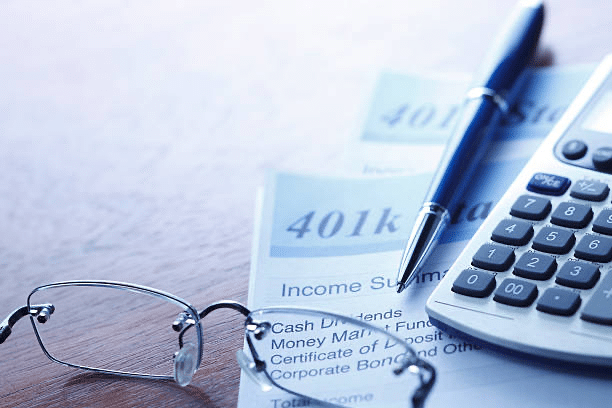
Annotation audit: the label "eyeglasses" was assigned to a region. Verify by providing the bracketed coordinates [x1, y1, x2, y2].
[0, 280, 435, 408]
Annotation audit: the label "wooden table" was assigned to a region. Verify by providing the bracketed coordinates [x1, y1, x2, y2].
[1, 1, 611, 406]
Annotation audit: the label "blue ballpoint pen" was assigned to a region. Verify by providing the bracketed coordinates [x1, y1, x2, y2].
[396, 0, 545, 293]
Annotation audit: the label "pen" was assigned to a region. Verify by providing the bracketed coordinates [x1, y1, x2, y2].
[396, 0, 545, 293]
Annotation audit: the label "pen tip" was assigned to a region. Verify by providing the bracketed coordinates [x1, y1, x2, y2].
[396, 283, 406, 294]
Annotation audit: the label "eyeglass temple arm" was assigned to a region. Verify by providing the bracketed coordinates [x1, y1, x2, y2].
[410, 359, 436, 408]
[0, 304, 54, 345]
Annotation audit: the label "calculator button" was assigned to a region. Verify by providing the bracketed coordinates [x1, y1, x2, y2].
[451, 270, 496, 298]
[491, 219, 534, 246]
[581, 272, 612, 325]
[574, 234, 612, 262]
[536, 287, 581, 316]
[513, 252, 556, 280]
[471, 243, 515, 272]
[532, 226, 575, 254]
[555, 261, 600, 289]
[562, 140, 587, 160]
[592, 147, 612, 172]
[550, 202, 593, 229]
[592, 209, 612, 235]
[510, 195, 552, 221]
[493, 278, 538, 307]
[526, 173, 570, 196]
[570, 180, 610, 201]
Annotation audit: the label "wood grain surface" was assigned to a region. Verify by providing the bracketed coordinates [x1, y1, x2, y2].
[1, 1, 611, 406]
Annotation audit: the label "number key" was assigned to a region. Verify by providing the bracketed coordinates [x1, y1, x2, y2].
[513, 252, 556, 280]
[452, 269, 496, 298]
[555, 260, 600, 289]
[550, 202, 593, 229]
[471, 243, 515, 272]
[574, 234, 612, 262]
[532, 226, 575, 254]
[491, 219, 534, 246]
[493, 278, 538, 307]
[592, 209, 612, 235]
[510, 195, 552, 221]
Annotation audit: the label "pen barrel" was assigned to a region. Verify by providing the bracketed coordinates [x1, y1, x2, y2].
[474, 0, 544, 93]
[425, 96, 501, 210]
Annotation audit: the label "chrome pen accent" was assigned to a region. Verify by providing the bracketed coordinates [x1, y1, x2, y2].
[466, 87, 510, 113]
[397, 203, 449, 293]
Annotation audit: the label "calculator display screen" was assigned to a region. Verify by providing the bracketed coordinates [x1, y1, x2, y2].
[582, 91, 612, 134]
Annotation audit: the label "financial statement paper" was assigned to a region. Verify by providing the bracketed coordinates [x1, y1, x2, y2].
[237, 66, 612, 407]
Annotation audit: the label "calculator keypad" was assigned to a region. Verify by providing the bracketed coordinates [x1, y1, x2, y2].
[452, 173, 612, 326]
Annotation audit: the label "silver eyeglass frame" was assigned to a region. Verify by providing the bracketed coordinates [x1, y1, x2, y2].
[26, 280, 205, 382]
[0, 280, 436, 408]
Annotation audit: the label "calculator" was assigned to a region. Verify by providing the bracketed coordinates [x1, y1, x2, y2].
[426, 55, 612, 366]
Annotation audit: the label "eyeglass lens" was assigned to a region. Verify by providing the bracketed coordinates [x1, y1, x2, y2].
[28, 284, 200, 379]
[244, 309, 425, 408]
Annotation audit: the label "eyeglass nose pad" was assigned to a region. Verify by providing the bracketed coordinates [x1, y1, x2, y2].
[174, 342, 198, 387]
[236, 350, 273, 392]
